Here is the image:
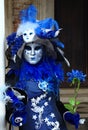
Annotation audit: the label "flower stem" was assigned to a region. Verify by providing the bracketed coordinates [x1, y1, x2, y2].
[73, 79, 80, 113]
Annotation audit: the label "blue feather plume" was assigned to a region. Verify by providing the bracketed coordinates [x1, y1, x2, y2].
[38, 18, 59, 30]
[20, 4, 38, 23]
[35, 18, 60, 39]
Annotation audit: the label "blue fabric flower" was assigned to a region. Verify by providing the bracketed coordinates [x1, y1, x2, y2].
[11, 35, 24, 56]
[67, 69, 86, 82]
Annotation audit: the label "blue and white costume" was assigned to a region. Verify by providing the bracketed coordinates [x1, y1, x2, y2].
[5, 4, 79, 130]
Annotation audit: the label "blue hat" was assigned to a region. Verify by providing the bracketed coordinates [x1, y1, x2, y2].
[6, 4, 70, 66]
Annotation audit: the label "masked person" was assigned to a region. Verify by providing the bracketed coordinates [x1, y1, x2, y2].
[5, 5, 80, 130]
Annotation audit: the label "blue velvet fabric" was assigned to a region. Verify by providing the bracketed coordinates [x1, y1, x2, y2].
[18, 80, 67, 130]
[7, 60, 67, 130]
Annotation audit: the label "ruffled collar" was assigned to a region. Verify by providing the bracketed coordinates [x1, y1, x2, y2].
[19, 58, 64, 82]
[15, 58, 64, 96]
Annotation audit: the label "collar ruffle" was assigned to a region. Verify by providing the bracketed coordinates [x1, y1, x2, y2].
[15, 59, 64, 96]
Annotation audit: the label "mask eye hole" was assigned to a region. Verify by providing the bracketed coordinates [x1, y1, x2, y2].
[35, 46, 42, 50]
[23, 33, 27, 36]
[29, 32, 33, 35]
[24, 46, 31, 50]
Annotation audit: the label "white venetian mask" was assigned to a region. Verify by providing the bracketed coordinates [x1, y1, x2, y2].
[23, 29, 37, 43]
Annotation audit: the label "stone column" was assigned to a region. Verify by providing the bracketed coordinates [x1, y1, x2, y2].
[0, 0, 6, 130]
[5, 0, 13, 37]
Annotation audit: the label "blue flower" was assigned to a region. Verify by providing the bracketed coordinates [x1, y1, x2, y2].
[38, 81, 48, 92]
[67, 69, 86, 82]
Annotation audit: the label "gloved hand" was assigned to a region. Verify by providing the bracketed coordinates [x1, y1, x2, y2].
[64, 111, 80, 129]
[6, 87, 27, 105]
[9, 111, 27, 126]
[6, 87, 28, 126]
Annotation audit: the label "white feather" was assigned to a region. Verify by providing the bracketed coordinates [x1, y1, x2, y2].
[17, 22, 39, 36]
[0, 85, 10, 103]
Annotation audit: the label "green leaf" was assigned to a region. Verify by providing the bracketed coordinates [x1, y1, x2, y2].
[76, 101, 80, 105]
[73, 107, 77, 113]
[64, 104, 74, 113]
[69, 98, 75, 106]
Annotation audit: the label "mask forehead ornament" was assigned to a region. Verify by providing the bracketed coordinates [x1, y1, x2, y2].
[23, 29, 37, 43]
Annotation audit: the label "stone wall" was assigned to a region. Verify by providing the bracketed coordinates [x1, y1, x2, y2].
[12, 0, 33, 31]
[5, 0, 54, 34]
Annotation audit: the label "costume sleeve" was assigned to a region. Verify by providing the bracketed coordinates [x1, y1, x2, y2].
[6, 102, 14, 124]
[5, 68, 19, 86]
[56, 100, 68, 117]
[5, 71, 28, 127]
[5, 87, 28, 127]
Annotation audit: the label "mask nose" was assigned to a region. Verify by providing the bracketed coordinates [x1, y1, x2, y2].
[31, 47, 35, 55]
